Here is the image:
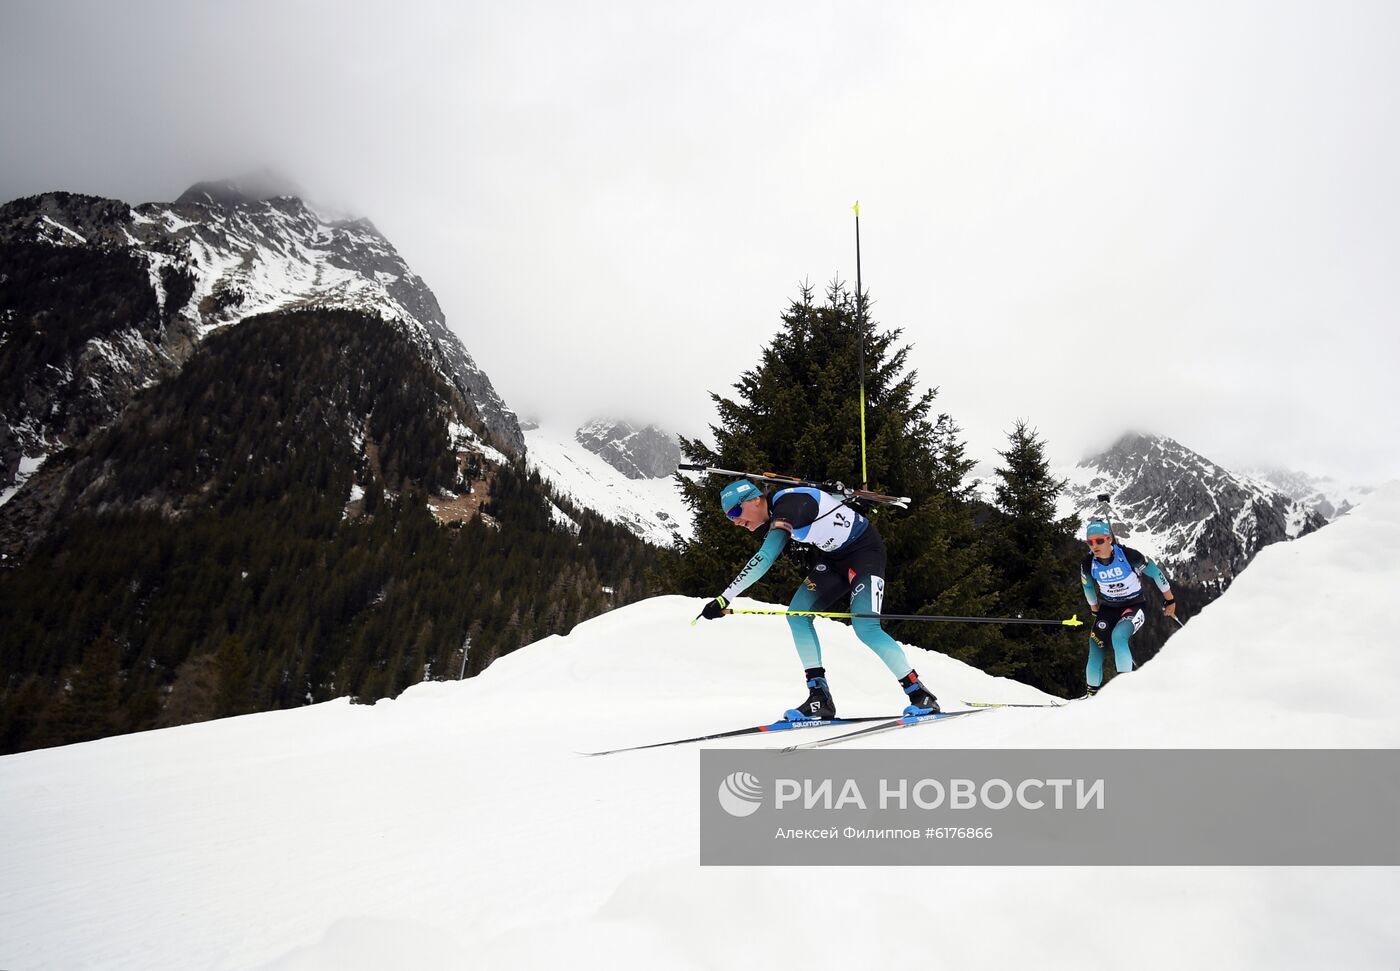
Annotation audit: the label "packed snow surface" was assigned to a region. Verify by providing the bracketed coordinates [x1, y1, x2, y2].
[2, 486, 1399, 969]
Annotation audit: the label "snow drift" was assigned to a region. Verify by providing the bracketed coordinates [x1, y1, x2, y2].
[2, 485, 1399, 969]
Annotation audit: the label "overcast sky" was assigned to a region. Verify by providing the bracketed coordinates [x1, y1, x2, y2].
[3, 1, 1397, 484]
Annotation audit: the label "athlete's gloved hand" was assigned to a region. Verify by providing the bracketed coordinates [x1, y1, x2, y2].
[695, 595, 729, 622]
[1163, 599, 1177, 619]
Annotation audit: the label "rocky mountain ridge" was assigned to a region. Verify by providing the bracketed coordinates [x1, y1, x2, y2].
[1242, 466, 1373, 522]
[574, 419, 682, 480]
[1059, 432, 1328, 588]
[0, 186, 522, 503]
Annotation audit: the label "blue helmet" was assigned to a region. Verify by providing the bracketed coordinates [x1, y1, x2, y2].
[1085, 519, 1113, 539]
[719, 478, 764, 514]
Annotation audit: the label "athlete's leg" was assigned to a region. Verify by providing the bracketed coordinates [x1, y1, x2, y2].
[849, 574, 914, 677]
[786, 581, 825, 670]
[1110, 608, 1145, 674]
[1087, 608, 1122, 689]
[783, 571, 850, 721]
[786, 562, 848, 669]
[1086, 635, 1106, 689]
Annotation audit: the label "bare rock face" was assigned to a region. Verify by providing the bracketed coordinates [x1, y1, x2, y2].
[0, 184, 524, 505]
[575, 419, 681, 480]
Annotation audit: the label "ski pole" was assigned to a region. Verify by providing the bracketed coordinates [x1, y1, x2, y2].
[724, 607, 1085, 627]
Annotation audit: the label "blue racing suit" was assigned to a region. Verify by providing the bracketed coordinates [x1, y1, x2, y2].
[719, 488, 913, 677]
[1079, 543, 1172, 689]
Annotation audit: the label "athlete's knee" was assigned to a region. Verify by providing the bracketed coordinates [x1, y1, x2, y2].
[851, 616, 894, 647]
[850, 615, 879, 637]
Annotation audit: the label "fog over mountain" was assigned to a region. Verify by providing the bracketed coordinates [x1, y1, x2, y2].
[3, 3, 1396, 486]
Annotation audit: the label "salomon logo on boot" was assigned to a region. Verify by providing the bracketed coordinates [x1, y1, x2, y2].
[784, 669, 836, 722]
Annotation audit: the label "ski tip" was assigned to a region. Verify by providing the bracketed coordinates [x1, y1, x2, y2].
[1063, 614, 1085, 627]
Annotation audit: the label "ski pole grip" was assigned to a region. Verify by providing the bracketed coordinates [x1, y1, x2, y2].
[678, 463, 707, 472]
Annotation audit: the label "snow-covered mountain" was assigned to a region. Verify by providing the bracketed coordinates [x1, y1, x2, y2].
[574, 419, 682, 480]
[2, 484, 1397, 970]
[1243, 466, 1374, 521]
[0, 184, 670, 754]
[525, 422, 691, 547]
[0, 185, 522, 501]
[1059, 432, 1327, 586]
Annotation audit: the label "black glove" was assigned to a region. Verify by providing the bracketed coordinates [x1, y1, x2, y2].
[697, 595, 729, 621]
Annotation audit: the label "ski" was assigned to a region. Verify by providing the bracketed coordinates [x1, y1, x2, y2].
[780, 709, 988, 752]
[961, 700, 1068, 709]
[580, 716, 898, 757]
[678, 463, 910, 509]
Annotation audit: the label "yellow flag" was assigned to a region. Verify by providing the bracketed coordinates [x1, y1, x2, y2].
[852, 201, 860, 217]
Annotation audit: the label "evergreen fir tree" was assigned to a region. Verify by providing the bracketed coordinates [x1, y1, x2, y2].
[966, 420, 1084, 695]
[159, 652, 219, 728]
[215, 635, 253, 717]
[667, 282, 1004, 660]
[0, 309, 665, 754]
[41, 628, 123, 746]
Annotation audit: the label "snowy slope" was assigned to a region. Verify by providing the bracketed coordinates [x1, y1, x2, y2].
[2, 484, 1399, 970]
[525, 423, 691, 547]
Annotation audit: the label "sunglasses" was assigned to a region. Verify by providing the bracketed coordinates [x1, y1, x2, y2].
[1087, 536, 1110, 546]
[727, 505, 744, 520]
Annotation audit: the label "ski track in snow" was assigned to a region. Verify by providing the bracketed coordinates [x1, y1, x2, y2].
[2, 487, 1399, 969]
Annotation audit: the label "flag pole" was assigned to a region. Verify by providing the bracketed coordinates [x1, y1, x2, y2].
[853, 201, 868, 489]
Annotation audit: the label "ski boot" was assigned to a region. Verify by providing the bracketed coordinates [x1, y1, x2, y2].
[1084, 683, 1101, 698]
[899, 670, 941, 716]
[784, 668, 836, 722]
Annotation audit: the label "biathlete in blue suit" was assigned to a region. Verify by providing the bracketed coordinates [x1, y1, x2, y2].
[695, 478, 941, 721]
[1079, 520, 1177, 695]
